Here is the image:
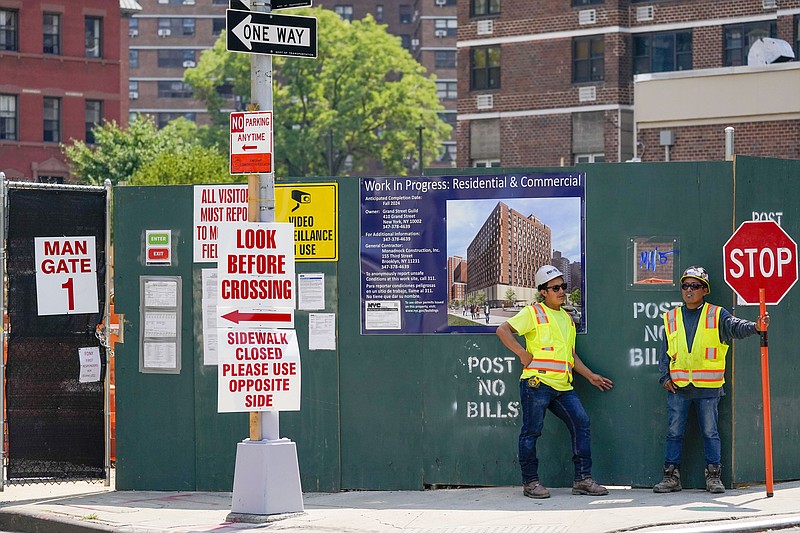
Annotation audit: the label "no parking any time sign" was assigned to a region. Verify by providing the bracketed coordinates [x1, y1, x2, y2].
[34, 236, 99, 315]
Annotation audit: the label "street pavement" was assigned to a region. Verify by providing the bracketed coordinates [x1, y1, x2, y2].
[2, 474, 800, 533]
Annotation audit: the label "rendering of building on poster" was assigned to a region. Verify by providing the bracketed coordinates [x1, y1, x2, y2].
[359, 173, 586, 335]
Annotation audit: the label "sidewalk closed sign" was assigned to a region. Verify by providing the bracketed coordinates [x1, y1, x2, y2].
[217, 327, 301, 412]
[34, 236, 99, 315]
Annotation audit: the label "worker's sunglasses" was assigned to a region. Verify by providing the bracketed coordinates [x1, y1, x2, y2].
[545, 283, 568, 292]
[681, 283, 705, 291]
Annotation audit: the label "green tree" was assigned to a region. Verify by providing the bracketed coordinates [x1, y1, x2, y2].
[131, 145, 238, 185]
[570, 288, 582, 305]
[504, 288, 516, 307]
[185, 7, 451, 177]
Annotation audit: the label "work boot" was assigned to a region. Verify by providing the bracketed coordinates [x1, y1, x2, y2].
[572, 477, 608, 496]
[653, 464, 682, 493]
[523, 481, 550, 499]
[705, 464, 725, 493]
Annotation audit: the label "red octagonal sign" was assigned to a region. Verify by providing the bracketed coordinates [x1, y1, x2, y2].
[723, 220, 798, 305]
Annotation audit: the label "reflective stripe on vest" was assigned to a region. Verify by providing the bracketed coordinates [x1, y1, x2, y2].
[528, 357, 572, 374]
[666, 308, 678, 334]
[705, 347, 718, 360]
[691, 369, 725, 383]
[705, 304, 719, 329]
[533, 303, 549, 324]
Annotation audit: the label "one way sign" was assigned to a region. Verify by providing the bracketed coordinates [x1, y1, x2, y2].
[226, 9, 317, 58]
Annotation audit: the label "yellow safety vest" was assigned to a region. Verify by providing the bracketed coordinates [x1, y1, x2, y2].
[663, 303, 728, 388]
[518, 303, 575, 390]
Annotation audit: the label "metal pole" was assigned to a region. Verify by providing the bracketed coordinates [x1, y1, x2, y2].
[0, 174, 5, 492]
[328, 130, 333, 176]
[417, 125, 424, 177]
[103, 179, 112, 486]
[759, 288, 774, 497]
[725, 127, 735, 161]
[249, 0, 279, 443]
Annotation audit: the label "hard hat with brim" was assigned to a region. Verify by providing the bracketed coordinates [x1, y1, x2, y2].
[680, 265, 710, 293]
[535, 265, 564, 289]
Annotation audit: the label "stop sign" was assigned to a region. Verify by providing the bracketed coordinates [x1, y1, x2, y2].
[723, 220, 798, 305]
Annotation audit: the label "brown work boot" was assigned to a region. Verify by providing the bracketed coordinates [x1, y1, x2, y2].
[705, 464, 725, 494]
[572, 477, 608, 496]
[653, 464, 682, 493]
[523, 481, 550, 499]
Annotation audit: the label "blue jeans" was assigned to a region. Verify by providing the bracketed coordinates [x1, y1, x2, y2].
[664, 393, 721, 466]
[518, 381, 592, 484]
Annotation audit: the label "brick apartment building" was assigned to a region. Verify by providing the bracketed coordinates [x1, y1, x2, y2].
[0, 0, 140, 182]
[457, 0, 800, 167]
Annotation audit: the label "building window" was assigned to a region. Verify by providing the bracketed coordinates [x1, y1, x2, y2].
[157, 18, 195, 37]
[724, 21, 776, 66]
[399, 5, 412, 24]
[435, 50, 456, 68]
[43, 13, 61, 55]
[129, 18, 139, 37]
[158, 49, 196, 68]
[438, 111, 456, 128]
[85, 100, 102, 144]
[633, 31, 692, 74]
[212, 0, 227, 4]
[573, 0, 602, 4]
[434, 18, 457, 38]
[129, 80, 139, 100]
[157, 112, 196, 128]
[573, 36, 604, 82]
[473, 159, 500, 168]
[130, 49, 139, 68]
[375, 5, 383, 22]
[0, 94, 17, 141]
[471, 0, 500, 17]
[85, 16, 102, 58]
[334, 5, 353, 21]
[38, 175, 64, 184]
[575, 153, 604, 163]
[438, 143, 456, 164]
[0, 9, 18, 51]
[795, 16, 800, 60]
[471, 46, 500, 90]
[212, 18, 225, 35]
[436, 81, 458, 99]
[158, 81, 193, 98]
[43, 97, 61, 143]
[400, 34, 412, 49]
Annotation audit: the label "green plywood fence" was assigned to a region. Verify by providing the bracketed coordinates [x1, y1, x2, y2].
[113, 157, 800, 492]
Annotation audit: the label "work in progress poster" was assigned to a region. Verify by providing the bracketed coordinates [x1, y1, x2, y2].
[360, 173, 586, 335]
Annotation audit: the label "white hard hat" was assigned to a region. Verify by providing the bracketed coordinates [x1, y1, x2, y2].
[535, 265, 564, 289]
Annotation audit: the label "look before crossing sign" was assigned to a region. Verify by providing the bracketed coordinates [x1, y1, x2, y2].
[34, 236, 99, 316]
[216, 222, 296, 329]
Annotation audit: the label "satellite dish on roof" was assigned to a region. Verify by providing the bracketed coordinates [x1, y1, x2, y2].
[747, 37, 796, 65]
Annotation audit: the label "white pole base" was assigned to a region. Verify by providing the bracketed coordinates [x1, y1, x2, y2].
[230, 438, 304, 516]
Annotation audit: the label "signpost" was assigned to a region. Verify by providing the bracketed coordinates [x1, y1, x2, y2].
[723, 220, 799, 497]
[226, 10, 317, 58]
[230, 111, 273, 175]
[230, 0, 312, 10]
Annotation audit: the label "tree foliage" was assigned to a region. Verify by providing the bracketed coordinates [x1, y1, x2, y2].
[63, 116, 233, 185]
[185, 7, 451, 177]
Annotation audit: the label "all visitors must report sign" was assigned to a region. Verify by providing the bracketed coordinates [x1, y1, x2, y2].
[34, 236, 99, 316]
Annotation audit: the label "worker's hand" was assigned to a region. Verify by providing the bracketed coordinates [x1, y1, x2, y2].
[756, 313, 770, 332]
[519, 352, 533, 368]
[588, 373, 613, 391]
[663, 378, 677, 394]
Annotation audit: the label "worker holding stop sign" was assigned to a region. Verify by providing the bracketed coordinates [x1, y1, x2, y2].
[652, 265, 769, 495]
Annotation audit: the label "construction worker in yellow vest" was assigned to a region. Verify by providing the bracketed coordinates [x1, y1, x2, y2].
[496, 265, 613, 499]
[653, 266, 769, 494]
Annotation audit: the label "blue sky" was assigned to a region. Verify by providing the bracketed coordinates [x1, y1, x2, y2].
[446, 197, 582, 262]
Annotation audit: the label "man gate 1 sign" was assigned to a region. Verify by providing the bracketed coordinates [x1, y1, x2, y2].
[34, 236, 99, 315]
[723, 220, 798, 305]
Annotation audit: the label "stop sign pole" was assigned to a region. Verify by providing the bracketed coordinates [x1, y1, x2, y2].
[723, 220, 799, 498]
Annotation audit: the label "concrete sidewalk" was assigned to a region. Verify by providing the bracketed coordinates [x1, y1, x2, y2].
[2, 477, 800, 533]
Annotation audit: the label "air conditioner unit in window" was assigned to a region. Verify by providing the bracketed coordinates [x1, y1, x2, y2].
[434, 29, 447, 38]
[435, 0, 446, 5]
[129, 29, 139, 37]
[578, 9, 596, 25]
[183, 0, 196, 4]
[477, 19, 493, 35]
[476, 94, 493, 110]
[182, 60, 196, 68]
[129, 91, 139, 100]
[579, 86, 596, 102]
[158, 28, 171, 37]
[762, 0, 777, 8]
[636, 6, 654, 21]
[411, 38, 419, 47]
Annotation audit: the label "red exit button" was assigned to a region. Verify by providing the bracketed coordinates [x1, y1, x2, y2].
[148, 248, 169, 261]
